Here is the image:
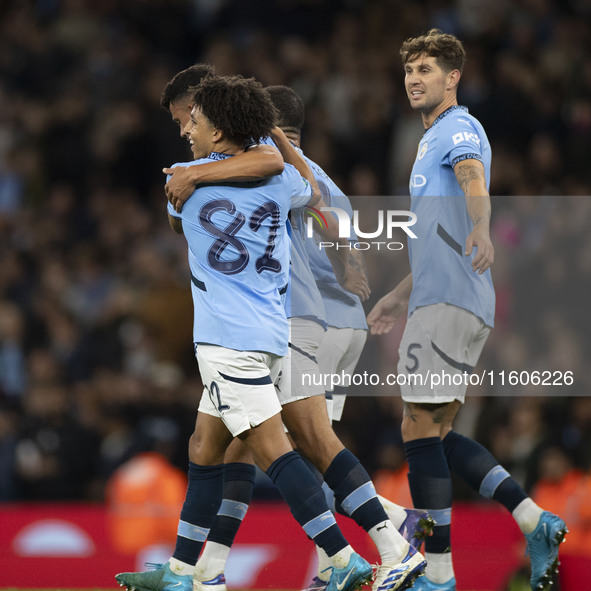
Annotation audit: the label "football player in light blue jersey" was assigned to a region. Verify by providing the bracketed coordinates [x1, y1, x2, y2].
[137, 65, 376, 591]
[368, 30, 566, 591]
[266, 86, 428, 591]
[407, 104, 494, 328]
[116, 74, 373, 591]
[156, 64, 293, 591]
[166, 153, 306, 355]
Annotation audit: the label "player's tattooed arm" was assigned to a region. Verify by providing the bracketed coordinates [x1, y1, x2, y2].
[342, 248, 370, 301]
[455, 159, 487, 197]
[454, 158, 494, 274]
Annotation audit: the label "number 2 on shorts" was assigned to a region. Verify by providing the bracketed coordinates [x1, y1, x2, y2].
[209, 381, 230, 412]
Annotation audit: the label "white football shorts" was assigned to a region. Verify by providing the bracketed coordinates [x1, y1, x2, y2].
[397, 303, 490, 404]
[196, 344, 283, 437]
[275, 317, 326, 405]
[318, 326, 367, 422]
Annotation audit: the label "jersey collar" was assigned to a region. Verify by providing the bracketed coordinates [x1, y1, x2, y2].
[208, 152, 233, 160]
[431, 105, 468, 128]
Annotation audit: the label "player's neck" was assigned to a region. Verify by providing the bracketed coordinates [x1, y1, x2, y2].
[210, 140, 243, 157]
[421, 96, 458, 129]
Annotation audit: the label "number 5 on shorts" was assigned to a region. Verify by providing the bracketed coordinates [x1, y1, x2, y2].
[405, 343, 421, 373]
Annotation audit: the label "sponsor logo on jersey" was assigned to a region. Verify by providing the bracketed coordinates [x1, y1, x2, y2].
[410, 174, 427, 189]
[452, 131, 480, 146]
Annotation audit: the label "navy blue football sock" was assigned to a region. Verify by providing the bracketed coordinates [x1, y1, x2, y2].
[267, 451, 347, 556]
[173, 462, 224, 565]
[323, 449, 388, 531]
[442, 430, 527, 511]
[404, 437, 452, 554]
[206, 462, 255, 548]
[298, 450, 325, 485]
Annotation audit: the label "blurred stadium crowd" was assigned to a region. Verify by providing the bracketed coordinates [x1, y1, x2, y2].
[0, 0, 590, 543]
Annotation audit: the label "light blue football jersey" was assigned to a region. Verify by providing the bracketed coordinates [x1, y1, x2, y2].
[408, 105, 495, 327]
[255, 136, 326, 325]
[285, 216, 327, 327]
[301, 153, 368, 330]
[167, 152, 312, 356]
[250, 138, 360, 328]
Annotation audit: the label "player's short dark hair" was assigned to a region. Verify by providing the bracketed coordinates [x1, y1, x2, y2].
[265, 85, 305, 133]
[191, 75, 278, 146]
[160, 63, 216, 110]
[400, 29, 465, 74]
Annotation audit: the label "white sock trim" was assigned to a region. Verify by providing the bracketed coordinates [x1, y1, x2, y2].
[512, 498, 543, 534]
[169, 557, 195, 576]
[377, 494, 407, 529]
[368, 520, 408, 564]
[195, 541, 231, 580]
[424, 552, 454, 584]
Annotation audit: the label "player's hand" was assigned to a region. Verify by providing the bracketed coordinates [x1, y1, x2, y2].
[338, 250, 370, 301]
[342, 270, 371, 302]
[465, 227, 494, 274]
[367, 292, 405, 335]
[163, 166, 196, 212]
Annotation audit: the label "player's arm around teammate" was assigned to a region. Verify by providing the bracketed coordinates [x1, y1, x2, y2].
[164, 143, 283, 212]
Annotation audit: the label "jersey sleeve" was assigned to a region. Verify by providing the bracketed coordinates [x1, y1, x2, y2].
[165, 163, 187, 218]
[165, 159, 210, 217]
[166, 200, 181, 218]
[331, 193, 357, 242]
[283, 163, 313, 209]
[441, 117, 485, 169]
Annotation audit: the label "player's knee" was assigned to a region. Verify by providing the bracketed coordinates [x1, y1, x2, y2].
[401, 410, 441, 441]
[290, 429, 336, 470]
[288, 427, 315, 459]
[224, 439, 253, 464]
[400, 415, 418, 441]
[187, 431, 203, 462]
[187, 431, 223, 465]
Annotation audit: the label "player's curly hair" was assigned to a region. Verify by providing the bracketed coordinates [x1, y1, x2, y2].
[191, 75, 278, 146]
[400, 29, 465, 74]
[160, 63, 215, 110]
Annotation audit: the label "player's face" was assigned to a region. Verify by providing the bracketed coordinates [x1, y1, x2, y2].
[169, 99, 193, 140]
[185, 106, 217, 159]
[404, 55, 451, 113]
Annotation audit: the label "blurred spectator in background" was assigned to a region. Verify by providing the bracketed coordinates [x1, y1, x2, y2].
[531, 446, 591, 557]
[14, 377, 100, 499]
[106, 416, 187, 555]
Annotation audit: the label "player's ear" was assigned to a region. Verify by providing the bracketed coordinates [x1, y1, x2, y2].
[212, 127, 224, 143]
[447, 69, 461, 90]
